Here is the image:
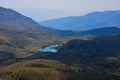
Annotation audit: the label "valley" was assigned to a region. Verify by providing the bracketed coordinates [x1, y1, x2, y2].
[0, 6, 120, 80]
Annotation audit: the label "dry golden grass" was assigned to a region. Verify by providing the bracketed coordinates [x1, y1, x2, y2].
[0, 59, 68, 80]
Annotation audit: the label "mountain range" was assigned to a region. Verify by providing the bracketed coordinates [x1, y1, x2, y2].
[0, 6, 120, 37]
[0, 6, 120, 59]
[0, 7, 120, 63]
[40, 10, 120, 30]
[0, 6, 120, 80]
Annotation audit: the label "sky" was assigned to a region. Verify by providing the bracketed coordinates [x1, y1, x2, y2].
[0, 0, 120, 21]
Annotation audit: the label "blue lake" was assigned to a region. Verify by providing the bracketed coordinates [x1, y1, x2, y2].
[40, 45, 58, 53]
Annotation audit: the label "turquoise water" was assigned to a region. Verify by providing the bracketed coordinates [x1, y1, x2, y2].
[40, 46, 58, 53]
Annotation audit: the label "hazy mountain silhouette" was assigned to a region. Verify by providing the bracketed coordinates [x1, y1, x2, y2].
[40, 10, 120, 30]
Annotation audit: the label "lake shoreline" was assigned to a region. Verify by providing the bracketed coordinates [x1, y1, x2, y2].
[40, 44, 60, 53]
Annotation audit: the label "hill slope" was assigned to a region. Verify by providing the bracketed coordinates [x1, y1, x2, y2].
[0, 59, 120, 80]
[0, 6, 49, 58]
[56, 35, 120, 66]
[40, 10, 120, 30]
[0, 6, 45, 32]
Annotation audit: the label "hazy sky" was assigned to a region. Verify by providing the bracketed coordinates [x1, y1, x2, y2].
[0, 0, 120, 21]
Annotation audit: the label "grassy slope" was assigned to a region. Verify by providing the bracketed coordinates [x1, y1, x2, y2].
[0, 59, 120, 80]
[0, 59, 68, 80]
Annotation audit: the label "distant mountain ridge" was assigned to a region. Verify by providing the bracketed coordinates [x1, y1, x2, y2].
[40, 27, 120, 36]
[79, 27, 120, 36]
[1, 6, 120, 36]
[40, 10, 120, 30]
